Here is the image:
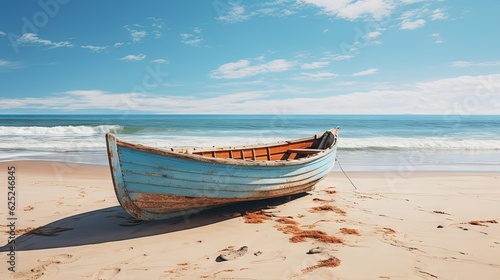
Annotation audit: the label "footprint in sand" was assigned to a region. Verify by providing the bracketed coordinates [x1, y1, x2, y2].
[250, 250, 287, 264]
[17, 254, 77, 280]
[219, 246, 248, 261]
[37, 253, 75, 264]
[95, 267, 121, 279]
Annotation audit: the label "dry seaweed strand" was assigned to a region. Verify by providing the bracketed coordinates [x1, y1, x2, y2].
[468, 220, 497, 227]
[339, 228, 360, 235]
[276, 224, 302, 234]
[275, 217, 299, 225]
[433, 210, 451, 215]
[243, 210, 272, 224]
[381, 227, 397, 234]
[200, 269, 235, 279]
[275, 224, 343, 244]
[290, 230, 343, 243]
[309, 205, 346, 216]
[313, 198, 334, 202]
[302, 257, 341, 273]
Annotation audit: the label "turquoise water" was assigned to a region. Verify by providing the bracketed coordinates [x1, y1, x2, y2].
[1, 114, 499, 171]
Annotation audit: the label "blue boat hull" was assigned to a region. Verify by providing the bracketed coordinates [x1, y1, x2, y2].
[106, 129, 338, 220]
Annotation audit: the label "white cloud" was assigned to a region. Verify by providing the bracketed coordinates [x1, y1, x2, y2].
[300, 0, 395, 21]
[124, 25, 147, 42]
[114, 42, 124, 48]
[400, 8, 424, 20]
[2, 74, 499, 114]
[210, 58, 296, 79]
[431, 33, 443, 44]
[216, 5, 251, 23]
[322, 52, 355, 61]
[301, 61, 329, 69]
[147, 17, 165, 39]
[366, 31, 382, 39]
[180, 28, 204, 46]
[400, 19, 426, 30]
[399, 0, 425, 4]
[352, 68, 378, 76]
[431, 8, 447, 20]
[119, 54, 146, 61]
[0, 31, 6, 36]
[0, 59, 23, 70]
[152, 31, 161, 39]
[295, 71, 338, 80]
[180, 33, 203, 46]
[148, 17, 165, 29]
[16, 33, 74, 49]
[151, 58, 169, 64]
[81, 45, 108, 52]
[452, 61, 500, 68]
[238, 74, 500, 114]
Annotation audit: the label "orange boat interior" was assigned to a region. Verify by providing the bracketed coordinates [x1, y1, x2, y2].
[191, 131, 335, 161]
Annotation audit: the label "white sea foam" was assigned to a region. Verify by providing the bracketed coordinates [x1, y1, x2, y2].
[1, 134, 499, 151]
[338, 137, 500, 150]
[0, 125, 123, 136]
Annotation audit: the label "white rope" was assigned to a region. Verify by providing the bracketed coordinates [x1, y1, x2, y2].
[336, 157, 357, 190]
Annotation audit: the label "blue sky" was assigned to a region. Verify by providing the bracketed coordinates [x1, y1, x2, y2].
[0, 0, 499, 114]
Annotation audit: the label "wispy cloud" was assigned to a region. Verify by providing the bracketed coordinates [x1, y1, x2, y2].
[124, 25, 147, 42]
[366, 31, 382, 39]
[322, 52, 355, 61]
[352, 68, 378, 76]
[4, 74, 499, 114]
[210, 58, 296, 79]
[0, 31, 6, 36]
[119, 54, 146, 61]
[16, 33, 74, 49]
[0, 59, 24, 70]
[180, 28, 204, 46]
[452, 61, 500, 67]
[301, 61, 329, 69]
[151, 58, 168, 64]
[81, 45, 108, 53]
[431, 8, 447, 20]
[431, 33, 443, 44]
[148, 17, 165, 39]
[295, 71, 338, 81]
[299, 0, 395, 21]
[216, 4, 251, 23]
[400, 19, 426, 30]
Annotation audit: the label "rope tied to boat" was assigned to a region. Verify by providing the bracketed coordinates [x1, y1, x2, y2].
[336, 157, 357, 190]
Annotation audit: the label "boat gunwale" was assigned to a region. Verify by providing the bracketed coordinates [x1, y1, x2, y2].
[108, 127, 338, 167]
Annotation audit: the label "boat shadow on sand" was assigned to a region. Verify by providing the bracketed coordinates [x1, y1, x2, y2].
[0, 194, 307, 252]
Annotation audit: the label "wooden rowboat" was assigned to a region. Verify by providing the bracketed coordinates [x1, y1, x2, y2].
[105, 127, 339, 220]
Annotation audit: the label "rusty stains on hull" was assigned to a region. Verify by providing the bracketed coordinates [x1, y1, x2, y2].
[130, 182, 316, 216]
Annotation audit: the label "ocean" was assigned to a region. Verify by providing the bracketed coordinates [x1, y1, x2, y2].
[1, 114, 499, 172]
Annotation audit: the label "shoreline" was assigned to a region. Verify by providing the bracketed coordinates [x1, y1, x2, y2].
[1, 160, 499, 279]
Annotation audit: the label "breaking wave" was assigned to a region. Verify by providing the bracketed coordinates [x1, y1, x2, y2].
[339, 137, 500, 151]
[0, 125, 123, 136]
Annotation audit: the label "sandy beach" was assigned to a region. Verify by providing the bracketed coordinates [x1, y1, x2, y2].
[1, 160, 499, 279]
